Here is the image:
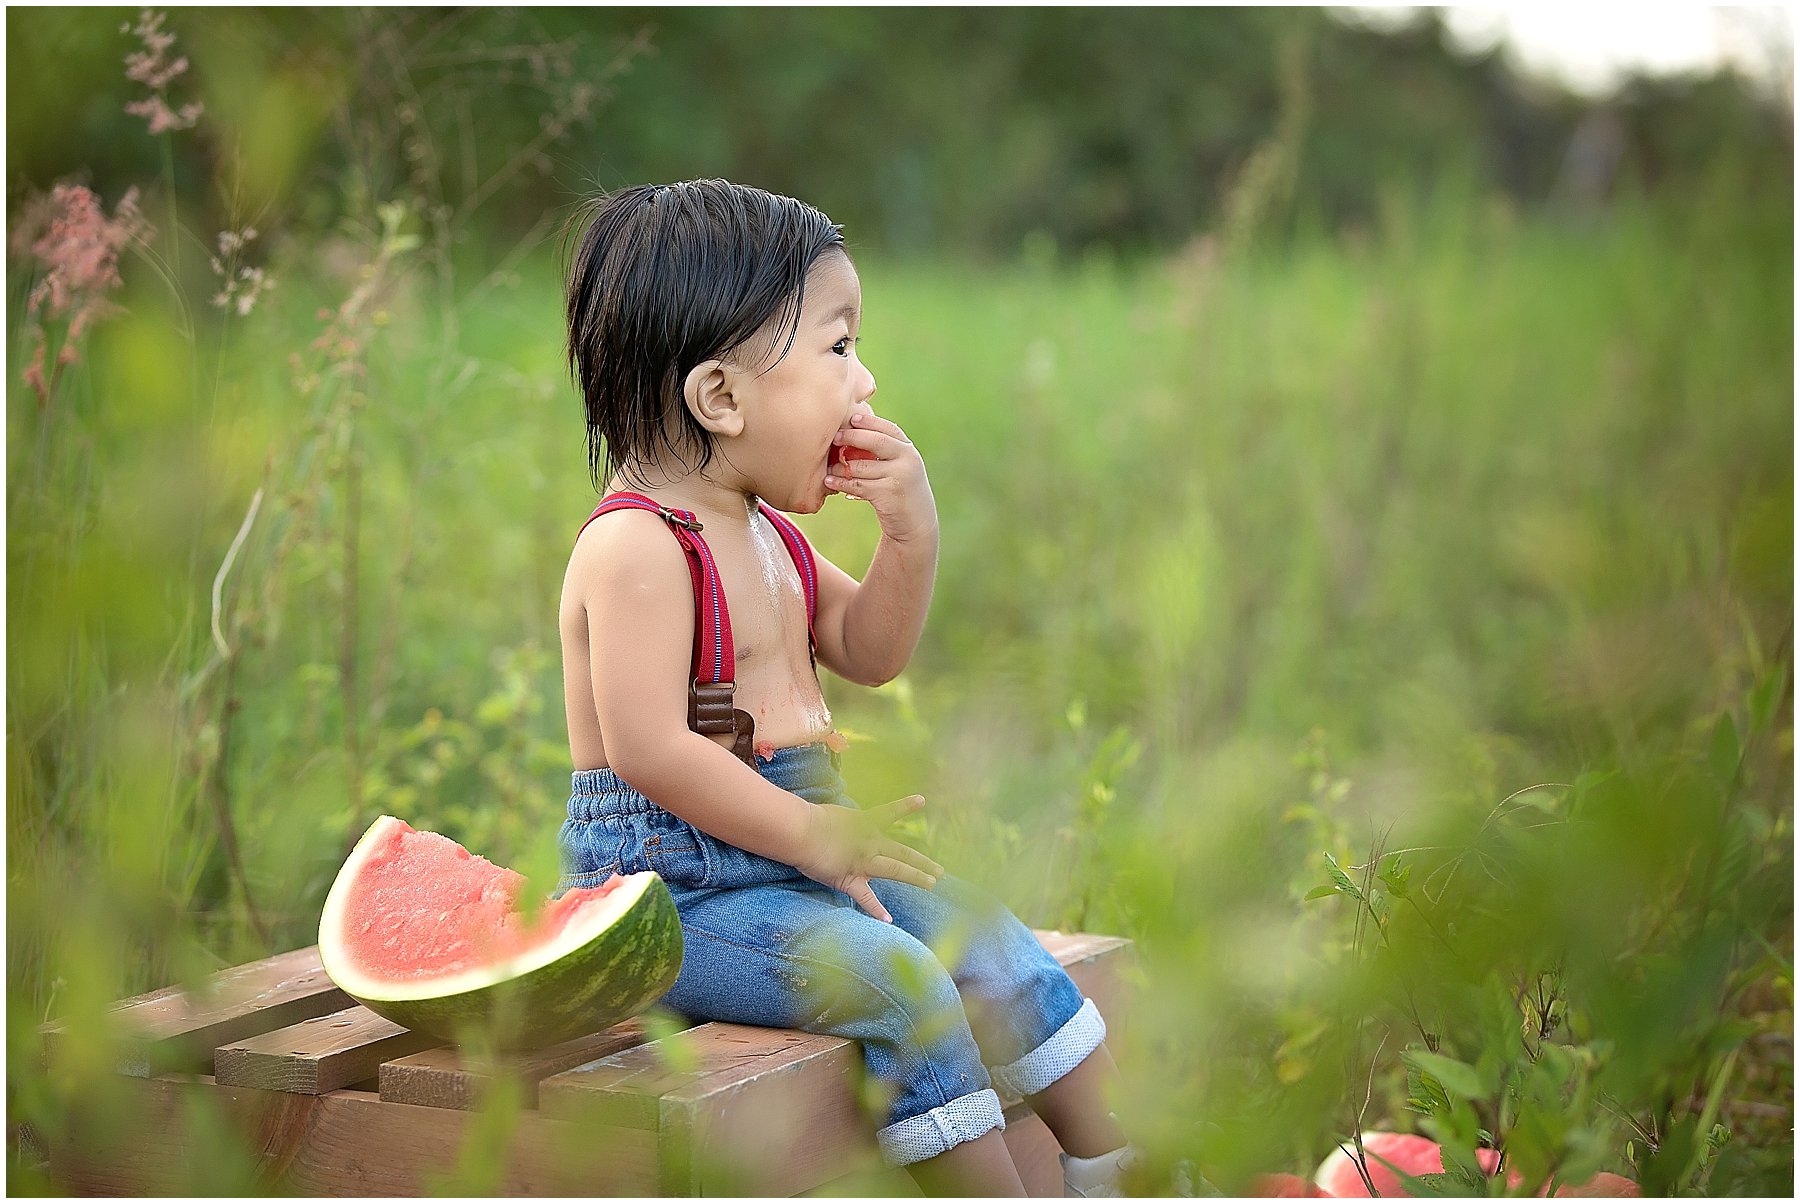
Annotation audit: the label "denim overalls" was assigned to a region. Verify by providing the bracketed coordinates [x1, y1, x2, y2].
[559, 494, 1105, 1166]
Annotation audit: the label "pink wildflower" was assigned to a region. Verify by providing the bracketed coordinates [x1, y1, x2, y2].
[125, 94, 204, 136]
[21, 335, 47, 397]
[122, 10, 202, 134]
[10, 184, 152, 403]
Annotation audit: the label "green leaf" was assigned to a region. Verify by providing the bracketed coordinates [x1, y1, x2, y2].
[1304, 883, 1337, 901]
[1748, 662, 1787, 735]
[1324, 851, 1366, 903]
[1536, 1041, 1574, 1084]
[475, 693, 514, 726]
[1440, 1147, 1489, 1195]
[1707, 712, 1741, 785]
[1715, 811, 1755, 893]
[1378, 854, 1411, 898]
[1065, 698, 1087, 732]
[1404, 1050, 1487, 1101]
[1365, 1152, 1459, 1198]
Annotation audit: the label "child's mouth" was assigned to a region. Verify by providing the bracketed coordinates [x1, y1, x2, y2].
[827, 443, 876, 472]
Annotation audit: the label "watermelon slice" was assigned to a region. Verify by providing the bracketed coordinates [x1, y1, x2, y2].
[1307, 1133, 1641, 1198]
[319, 815, 682, 1049]
[828, 443, 877, 469]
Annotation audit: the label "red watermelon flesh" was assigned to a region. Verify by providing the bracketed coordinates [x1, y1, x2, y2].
[336, 820, 623, 983]
[1249, 1173, 1330, 1196]
[1549, 1172, 1642, 1197]
[828, 444, 877, 469]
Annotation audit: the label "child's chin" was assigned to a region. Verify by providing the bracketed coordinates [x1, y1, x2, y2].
[770, 487, 825, 515]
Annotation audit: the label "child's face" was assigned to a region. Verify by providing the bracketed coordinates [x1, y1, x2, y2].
[728, 250, 877, 513]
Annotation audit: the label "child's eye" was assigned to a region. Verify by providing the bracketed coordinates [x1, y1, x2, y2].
[832, 336, 858, 357]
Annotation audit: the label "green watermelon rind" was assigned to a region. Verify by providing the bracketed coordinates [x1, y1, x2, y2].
[318, 815, 684, 1050]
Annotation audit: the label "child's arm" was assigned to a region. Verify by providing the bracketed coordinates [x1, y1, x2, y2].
[576, 512, 943, 922]
[813, 411, 939, 687]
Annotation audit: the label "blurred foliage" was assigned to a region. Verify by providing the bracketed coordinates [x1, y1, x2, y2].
[6, 8, 1792, 257]
[7, 5, 1793, 1197]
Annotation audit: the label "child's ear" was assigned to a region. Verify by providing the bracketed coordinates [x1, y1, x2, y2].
[683, 360, 746, 438]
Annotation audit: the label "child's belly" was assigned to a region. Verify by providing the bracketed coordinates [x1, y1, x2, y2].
[723, 654, 836, 758]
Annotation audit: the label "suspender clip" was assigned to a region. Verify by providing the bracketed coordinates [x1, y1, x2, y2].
[658, 506, 704, 533]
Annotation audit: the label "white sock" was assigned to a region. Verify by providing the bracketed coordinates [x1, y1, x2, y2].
[1061, 1143, 1138, 1196]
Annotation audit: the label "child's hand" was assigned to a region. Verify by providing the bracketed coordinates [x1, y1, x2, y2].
[825, 412, 938, 546]
[792, 795, 945, 922]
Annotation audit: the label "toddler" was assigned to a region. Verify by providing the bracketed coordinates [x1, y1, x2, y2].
[556, 179, 1136, 1196]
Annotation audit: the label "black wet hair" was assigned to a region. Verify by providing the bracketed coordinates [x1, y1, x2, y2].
[564, 179, 846, 490]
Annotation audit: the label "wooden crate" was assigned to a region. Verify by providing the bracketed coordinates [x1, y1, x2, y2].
[36, 930, 1133, 1196]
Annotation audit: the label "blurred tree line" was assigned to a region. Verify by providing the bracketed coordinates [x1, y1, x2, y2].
[7, 6, 1791, 262]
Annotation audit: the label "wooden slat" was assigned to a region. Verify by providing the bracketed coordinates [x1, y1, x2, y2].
[214, 1005, 440, 1094]
[541, 928, 1135, 1196]
[662, 1025, 867, 1195]
[39, 945, 352, 1076]
[540, 1021, 853, 1130]
[379, 1017, 657, 1110]
[40, 1073, 659, 1196]
[542, 1022, 863, 1195]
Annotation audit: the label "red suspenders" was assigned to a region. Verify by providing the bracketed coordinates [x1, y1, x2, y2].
[577, 491, 819, 765]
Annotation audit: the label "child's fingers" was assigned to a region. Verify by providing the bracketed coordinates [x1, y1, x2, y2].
[876, 837, 944, 880]
[832, 425, 912, 459]
[868, 855, 938, 892]
[829, 455, 905, 485]
[885, 836, 944, 880]
[844, 876, 892, 923]
[848, 412, 912, 445]
[870, 794, 927, 825]
[825, 469, 905, 502]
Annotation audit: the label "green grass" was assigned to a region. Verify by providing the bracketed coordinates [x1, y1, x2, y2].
[8, 161, 1791, 1193]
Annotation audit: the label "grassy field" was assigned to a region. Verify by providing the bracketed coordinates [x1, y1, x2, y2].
[8, 157, 1791, 1192]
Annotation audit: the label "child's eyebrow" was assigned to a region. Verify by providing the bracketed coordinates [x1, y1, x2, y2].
[817, 302, 860, 328]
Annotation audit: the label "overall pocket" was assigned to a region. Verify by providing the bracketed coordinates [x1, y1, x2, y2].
[630, 811, 715, 889]
[557, 815, 623, 890]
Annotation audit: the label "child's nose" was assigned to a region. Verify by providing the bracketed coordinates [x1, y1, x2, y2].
[857, 362, 877, 403]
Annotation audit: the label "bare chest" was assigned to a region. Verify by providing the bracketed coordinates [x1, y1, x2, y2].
[706, 521, 812, 673]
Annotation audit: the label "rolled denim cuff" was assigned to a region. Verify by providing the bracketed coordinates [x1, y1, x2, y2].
[989, 997, 1107, 1098]
[876, 1087, 1005, 1167]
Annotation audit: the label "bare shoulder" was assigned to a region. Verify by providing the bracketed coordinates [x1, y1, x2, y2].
[562, 507, 696, 766]
[565, 508, 692, 610]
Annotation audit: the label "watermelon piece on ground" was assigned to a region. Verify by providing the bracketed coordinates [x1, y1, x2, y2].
[1547, 1172, 1642, 1196]
[1249, 1172, 1332, 1196]
[319, 815, 682, 1049]
[1310, 1132, 1640, 1198]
